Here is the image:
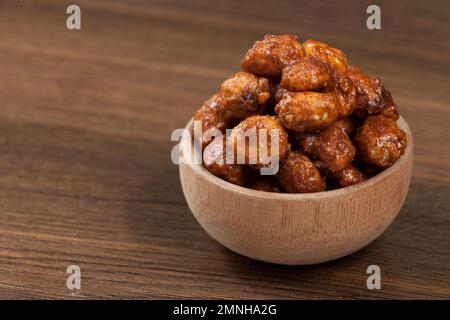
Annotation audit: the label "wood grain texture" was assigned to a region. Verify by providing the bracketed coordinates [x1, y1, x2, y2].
[0, 0, 449, 299]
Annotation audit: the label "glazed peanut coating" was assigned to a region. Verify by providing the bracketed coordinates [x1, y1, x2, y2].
[294, 132, 318, 155]
[280, 57, 330, 91]
[203, 136, 245, 186]
[196, 35, 406, 193]
[303, 39, 348, 73]
[220, 71, 270, 117]
[303, 40, 357, 118]
[333, 165, 367, 188]
[333, 117, 358, 137]
[194, 94, 235, 146]
[248, 175, 281, 193]
[355, 115, 407, 167]
[313, 124, 356, 173]
[194, 72, 270, 146]
[241, 34, 305, 78]
[231, 115, 289, 168]
[278, 151, 326, 193]
[275, 92, 338, 133]
[327, 71, 357, 118]
[347, 66, 399, 120]
[378, 96, 400, 120]
[268, 81, 289, 106]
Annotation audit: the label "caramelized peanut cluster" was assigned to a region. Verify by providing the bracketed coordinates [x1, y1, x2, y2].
[195, 35, 407, 193]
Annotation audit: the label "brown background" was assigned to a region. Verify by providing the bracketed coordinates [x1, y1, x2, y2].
[0, 0, 449, 299]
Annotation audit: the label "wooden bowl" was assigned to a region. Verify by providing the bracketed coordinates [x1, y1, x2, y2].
[179, 117, 413, 265]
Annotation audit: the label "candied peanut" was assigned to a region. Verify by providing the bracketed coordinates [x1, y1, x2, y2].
[277, 151, 326, 193]
[203, 136, 245, 186]
[194, 72, 270, 146]
[293, 132, 318, 155]
[355, 115, 407, 167]
[220, 71, 270, 117]
[333, 165, 367, 187]
[347, 66, 399, 120]
[194, 94, 236, 146]
[268, 81, 289, 106]
[231, 115, 289, 168]
[303, 39, 348, 72]
[280, 57, 330, 91]
[314, 124, 356, 173]
[328, 71, 357, 118]
[241, 34, 305, 78]
[275, 92, 338, 133]
[333, 117, 358, 137]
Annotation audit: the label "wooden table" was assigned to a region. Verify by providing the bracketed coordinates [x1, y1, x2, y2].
[0, 0, 449, 299]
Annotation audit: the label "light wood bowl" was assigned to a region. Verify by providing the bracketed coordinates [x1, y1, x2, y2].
[179, 117, 413, 265]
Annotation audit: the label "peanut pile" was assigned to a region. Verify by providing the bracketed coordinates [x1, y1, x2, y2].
[194, 35, 407, 193]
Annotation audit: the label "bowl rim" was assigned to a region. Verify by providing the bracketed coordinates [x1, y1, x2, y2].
[180, 116, 413, 201]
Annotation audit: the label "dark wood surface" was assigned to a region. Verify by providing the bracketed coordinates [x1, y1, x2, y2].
[0, 0, 449, 299]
